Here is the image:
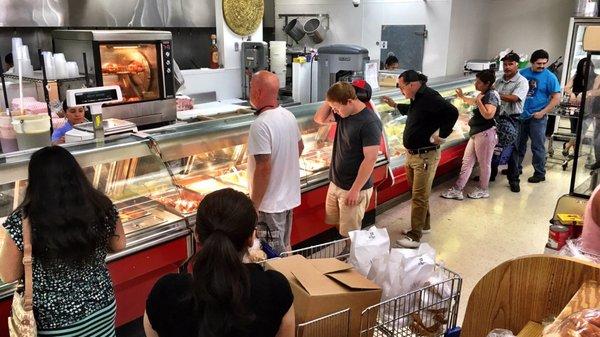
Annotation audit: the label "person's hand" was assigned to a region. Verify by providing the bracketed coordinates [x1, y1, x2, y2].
[431, 135, 445, 145]
[455, 88, 465, 99]
[533, 111, 546, 119]
[381, 96, 397, 108]
[345, 189, 360, 206]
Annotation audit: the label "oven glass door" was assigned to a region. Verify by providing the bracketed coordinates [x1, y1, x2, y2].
[99, 43, 161, 103]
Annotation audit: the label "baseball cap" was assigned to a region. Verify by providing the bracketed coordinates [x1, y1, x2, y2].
[351, 79, 372, 103]
[501, 52, 520, 63]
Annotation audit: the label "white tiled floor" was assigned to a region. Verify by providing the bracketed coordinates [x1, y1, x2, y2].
[374, 154, 575, 325]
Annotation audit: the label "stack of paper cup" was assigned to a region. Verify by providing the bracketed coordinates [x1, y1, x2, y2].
[42, 52, 55, 79]
[11, 38, 22, 61]
[269, 41, 287, 89]
[20, 45, 34, 76]
[53, 53, 68, 79]
[66, 62, 79, 78]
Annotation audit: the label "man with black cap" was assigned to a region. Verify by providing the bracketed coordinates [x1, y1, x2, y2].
[492, 52, 530, 189]
[382, 70, 458, 248]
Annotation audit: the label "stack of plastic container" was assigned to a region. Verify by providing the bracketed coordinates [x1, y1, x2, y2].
[269, 41, 287, 89]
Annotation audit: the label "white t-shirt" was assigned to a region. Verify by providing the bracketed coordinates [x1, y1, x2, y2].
[247, 106, 302, 213]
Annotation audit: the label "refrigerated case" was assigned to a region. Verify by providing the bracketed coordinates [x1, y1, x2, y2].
[561, 18, 600, 88]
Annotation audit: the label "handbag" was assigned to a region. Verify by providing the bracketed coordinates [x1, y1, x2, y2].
[8, 217, 37, 337]
[495, 115, 518, 148]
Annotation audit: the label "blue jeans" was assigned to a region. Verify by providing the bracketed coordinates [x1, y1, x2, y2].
[517, 116, 548, 178]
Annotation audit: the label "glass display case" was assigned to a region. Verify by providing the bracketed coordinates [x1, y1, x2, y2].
[561, 18, 600, 88]
[571, 53, 600, 196]
[148, 105, 388, 214]
[0, 135, 189, 297]
[370, 75, 477, 168]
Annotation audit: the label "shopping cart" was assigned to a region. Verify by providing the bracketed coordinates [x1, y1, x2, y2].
[269, 238, 463, 337]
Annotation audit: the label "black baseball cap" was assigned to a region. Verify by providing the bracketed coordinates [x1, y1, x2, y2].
[501, 52, 520, 63]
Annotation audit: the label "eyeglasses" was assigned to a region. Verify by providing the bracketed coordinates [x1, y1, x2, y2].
[398, 82, 411, 91]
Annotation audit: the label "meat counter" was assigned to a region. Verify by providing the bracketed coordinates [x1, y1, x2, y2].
[0, 135, 193, 333]
[145, 104, 390, 244]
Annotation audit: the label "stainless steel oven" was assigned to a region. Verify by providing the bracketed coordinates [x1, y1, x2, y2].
[52, 30, 176, 127]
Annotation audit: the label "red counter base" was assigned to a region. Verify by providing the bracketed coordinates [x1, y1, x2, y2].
[291, 164, 388, 246]
[0, 235, 189, 337]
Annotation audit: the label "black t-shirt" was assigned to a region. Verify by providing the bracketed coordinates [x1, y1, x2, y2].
[468, 89, 500, 136]
[330, 108, 382, 191]
[146, 264, 293, 337]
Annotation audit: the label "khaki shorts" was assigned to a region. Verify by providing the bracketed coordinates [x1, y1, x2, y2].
[325, 182, 373, 237]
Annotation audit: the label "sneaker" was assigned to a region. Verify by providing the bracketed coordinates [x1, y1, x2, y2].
[403, 228, 431, 234]
[473, 176, 495, 182]
[468, 188, 490, 199]
[440, 187, 464, 200]
[396, 235, 420, 248]
[509, 181, 520, 193]
[527, 176, 546, 183]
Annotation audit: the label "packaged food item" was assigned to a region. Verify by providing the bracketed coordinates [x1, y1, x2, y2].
[547, 224, 570, 250]
[543, 309, 600, 336]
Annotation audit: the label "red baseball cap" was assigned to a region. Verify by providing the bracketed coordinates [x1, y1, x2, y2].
[352, 79, 372, 102]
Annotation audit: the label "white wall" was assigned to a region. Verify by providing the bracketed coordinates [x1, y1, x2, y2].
[275, 0, 454, 78]
[446, 0, 492, 75]
[486, 0, 577, 68]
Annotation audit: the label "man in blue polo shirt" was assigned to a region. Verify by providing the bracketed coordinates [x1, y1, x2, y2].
[512, 49, 561, 187]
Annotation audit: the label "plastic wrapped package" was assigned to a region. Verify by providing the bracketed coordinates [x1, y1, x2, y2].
[543, 309, 600, 336]
[558, 238, 600, 264]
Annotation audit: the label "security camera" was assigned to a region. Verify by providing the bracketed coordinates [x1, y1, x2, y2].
[352, 0, 360, 7]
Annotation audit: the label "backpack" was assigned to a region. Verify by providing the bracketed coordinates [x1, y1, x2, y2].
[495, 115, 518, 147]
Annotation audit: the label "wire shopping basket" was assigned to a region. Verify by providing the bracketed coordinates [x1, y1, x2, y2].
[271, 237, 462, 337]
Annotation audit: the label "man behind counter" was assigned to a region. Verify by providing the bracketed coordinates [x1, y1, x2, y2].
[382, 70, 459, 248]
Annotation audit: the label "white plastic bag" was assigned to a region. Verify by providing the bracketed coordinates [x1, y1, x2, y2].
[396, 243, 437, 293]
[367, 249, 405, 301]
[348, 227, 390, 276]
[486, 329, 516, 337]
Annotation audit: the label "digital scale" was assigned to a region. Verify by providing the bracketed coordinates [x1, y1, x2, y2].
[64, 86, 137, 142]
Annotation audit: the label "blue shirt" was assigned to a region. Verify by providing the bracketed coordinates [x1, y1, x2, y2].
[520, 68, 561, 119]
[51, 122, 73, 142]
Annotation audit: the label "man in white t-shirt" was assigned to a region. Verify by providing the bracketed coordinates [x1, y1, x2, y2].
[247, 71, 304, 253]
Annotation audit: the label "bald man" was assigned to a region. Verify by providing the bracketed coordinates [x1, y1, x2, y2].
[247, 71, 304, 253]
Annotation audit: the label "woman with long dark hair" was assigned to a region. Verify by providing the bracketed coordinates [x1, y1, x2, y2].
[144, 188, 295, 337]
[0, 146, 126, 335]
[563, 58, 600, 163]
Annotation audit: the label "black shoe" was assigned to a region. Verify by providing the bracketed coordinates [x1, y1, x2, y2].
[527, 176, 546, 183]
[509, 182, 520, 193]
[589, 162, 600, 171]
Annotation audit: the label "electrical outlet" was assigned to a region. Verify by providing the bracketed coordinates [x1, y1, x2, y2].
[381, 41, 388, 49]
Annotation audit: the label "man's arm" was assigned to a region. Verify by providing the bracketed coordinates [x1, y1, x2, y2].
[346, 145, 379, 206]
[250, 154, 271, 209]
[437, 98, 459, 139]
[314, 103, 335, 125]
[499, 94, 521, 103]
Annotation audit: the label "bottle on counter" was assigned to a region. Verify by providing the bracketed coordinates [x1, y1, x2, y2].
[209, 34, 219, 69]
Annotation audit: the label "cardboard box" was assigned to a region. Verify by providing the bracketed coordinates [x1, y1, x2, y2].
[266, 255, 382, 337]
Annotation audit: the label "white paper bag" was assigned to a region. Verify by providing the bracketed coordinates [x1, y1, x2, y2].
[396, 243, 437, 293]
[348, 227, 390, 276]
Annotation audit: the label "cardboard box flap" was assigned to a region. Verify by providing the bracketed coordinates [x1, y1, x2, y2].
[310, 258, 353, 275]
[328, 270, 382, 290]
[291, 266, 342, 296]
